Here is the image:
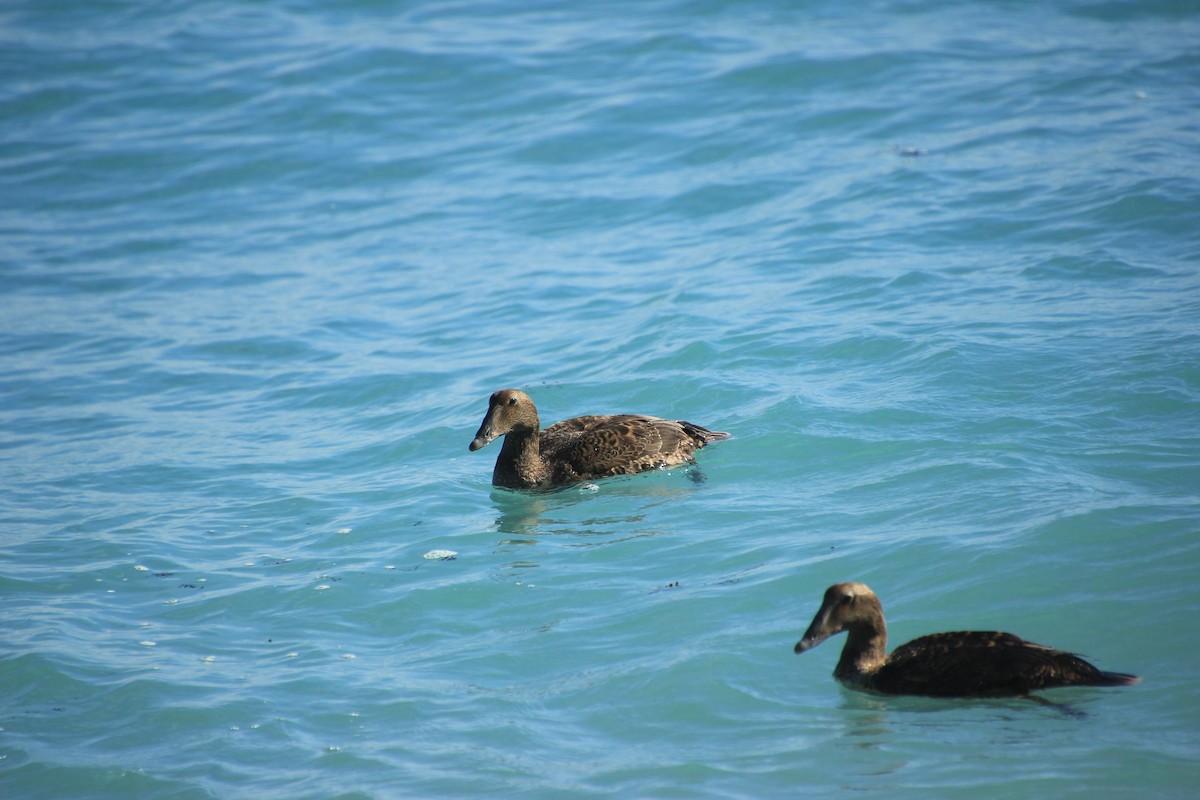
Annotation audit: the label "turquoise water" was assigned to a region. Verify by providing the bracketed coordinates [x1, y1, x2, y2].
[3, 0, 1199, 796]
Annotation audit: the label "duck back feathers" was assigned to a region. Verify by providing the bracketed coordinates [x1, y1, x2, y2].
[875, 630, 1139, 697]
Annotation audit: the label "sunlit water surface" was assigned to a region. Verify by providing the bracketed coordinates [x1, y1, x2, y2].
[3, 1, 1199, 797]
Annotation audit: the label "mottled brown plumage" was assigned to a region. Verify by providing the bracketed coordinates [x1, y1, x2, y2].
[794, 582, 1139, 697]
[468, 389, 730, 490]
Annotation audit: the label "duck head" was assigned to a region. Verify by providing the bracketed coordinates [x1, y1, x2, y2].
[794, 582, 883, 653]
[469, 389, 540, 451]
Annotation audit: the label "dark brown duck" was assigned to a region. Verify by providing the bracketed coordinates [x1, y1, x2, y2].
[794, 582, 1139, 697]
[469, 389, 730, 490]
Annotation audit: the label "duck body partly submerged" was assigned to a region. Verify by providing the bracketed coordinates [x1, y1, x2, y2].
[469, 389, 729, 490]
[794, 582, 1139, 698]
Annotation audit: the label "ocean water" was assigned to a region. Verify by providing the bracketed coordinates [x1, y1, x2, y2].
[2, 0, 1199, 797]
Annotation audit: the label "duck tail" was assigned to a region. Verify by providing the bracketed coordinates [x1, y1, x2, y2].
[680, 421, 731, 444]
[1093, 670, 1140, 686]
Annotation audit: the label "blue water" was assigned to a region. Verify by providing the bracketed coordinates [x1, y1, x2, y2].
[3, 0, 1199, 797]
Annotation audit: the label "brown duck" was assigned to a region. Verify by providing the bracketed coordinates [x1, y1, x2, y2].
[469, 389, 730, 490]
[794, 582, 1139, 697]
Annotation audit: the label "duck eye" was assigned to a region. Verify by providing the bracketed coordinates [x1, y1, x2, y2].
[840, 594, 854, 606]
[507, 396, 518, 406]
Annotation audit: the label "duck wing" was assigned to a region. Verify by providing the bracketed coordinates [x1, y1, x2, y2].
[540, 414, 707, 480]
[873, 631, 1127, 697]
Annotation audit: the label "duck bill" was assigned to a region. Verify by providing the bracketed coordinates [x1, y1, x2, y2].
[469, 424, 496, 452]
[469, 413, 498, 452]
[793, 607, 836, 653]
[794, 628, 831, 654]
